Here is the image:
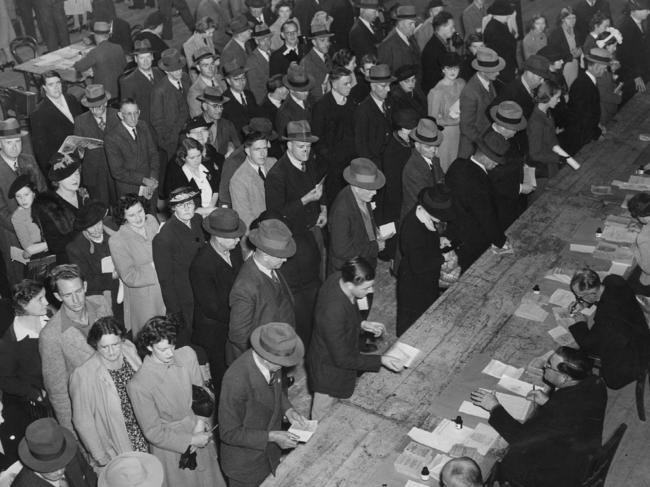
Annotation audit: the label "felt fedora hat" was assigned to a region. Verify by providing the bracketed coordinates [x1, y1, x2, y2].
[365, 63, 396, 83]
[282, 120, 319, 142]
[222, 59, 249, 78]
[93, 21, 112, 34]
[248, 219, 296, 258]
[393, 5, 417, 19]
[418, 184, 455, 221]
[309, 21, 334, 38]
[184, 117, 210, 134]
[584, 47, 613, 65]
[392, 108, 419, 130]
[131, 39, 153, 55]
[81, 84, 111, 107]
[48, 151, 82, 182]
[282, 62, 315, 91]
[0, 117, 28, 139]
[250, 322, 305, 367]
[158, 48, 185, 71]
[355, 0, 380, 9]
[343, 158, 386, 190]
[18, 418, 78, 473]
[168, 186, 199, 206]
[74, 200, 108, 231]
[487, 0, 514, 15]
[228, 15, 252, 35]
[536, 45, 569, 64]
[196, 86, 230, 104]
[243, 117, 278, 141]
[202, 208, 246, 238]
[252, 23, 273, 38]
[192, 47, 216, 64]
[476, 130, 509, 165]
[410, 118, 444, 146]
[489, 100, 527, 131]
[471, 47, 506, 72]
[246, 0, 266, 8]
[523, 54, 550, 78]
[99, 452, 164, 487]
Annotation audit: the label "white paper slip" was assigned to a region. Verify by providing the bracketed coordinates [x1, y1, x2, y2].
[514, 302, 548, 322]
[357, 296, 369, 310]
[608, 262, 630, 276]
[386, 341, 423, 368]
[569, 243, 596, 253]
[378, 222, 396, 239]
[459, 401, 490, 419]
[497, 376, 534, 397]
[404, 481, 429, 487]
[549, 326, 577, 347]
[495, 392, 533, 422]
[465, 423, 500, 455]
[545, 271, 572, 285]
[581, 305, 596, 317]
[548, 288, 575, 308]
[482, 359, 524, 380]
[428, 454, 451, 478]
[408, 420, 474, 453]
[552, 307, 575, 328]
[101, 256, 115, 274]
[9, 246, 29, 264]
[288, 420, 318, 443]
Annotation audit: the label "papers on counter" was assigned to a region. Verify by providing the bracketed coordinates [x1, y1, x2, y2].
[288, 420, 318, 443]
[460, 395, 532, 423]
[10, 246, 28, 264]
[465, 423, 500, 456]
[548, 289, 575, 308]
[404, 481, 429, 487]
[608, 262, 631, 276]
[385, 341, 423, 368]
[408, 419, 474, 454]
[545, 271, 572, 285]
[548, 326, 577, 347]
[459, 401, 489, 419]
[497, 376, 535, 397]
[569, 243, 596, 253]
[514, 302, 548, 322]
[378, 222, 396, 239]
[101, 256, 114, 274]
[482, 359, 524, 380]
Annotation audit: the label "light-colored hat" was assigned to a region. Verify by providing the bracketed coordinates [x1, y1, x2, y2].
[99, 452, 164, 487]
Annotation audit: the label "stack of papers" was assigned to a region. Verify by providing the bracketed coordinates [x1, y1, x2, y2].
[601, 225, 638, 244]
[497, 376, 535, 397]
[288, 420, 318, 443]
[465, 423, 501, 455]
[408, 419, 474, 454]
[394, 441, 436, 478]
[593, 241, 634, 265]
[386, 341, 423, 368]
[482, 359, 524, 380]
[514, 302, 548, 322]
[548, 289, 575, 308]
[459, 394, 531, 423]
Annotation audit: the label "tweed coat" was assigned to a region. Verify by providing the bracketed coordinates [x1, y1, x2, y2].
[119, 67, 165, 125]
[458, 72, 496, 158]
[230, 157, 276, 229]
[377, 29, 421, 78]
[150, 74, 191, 159]
[401, 150, 444, 219]
[300, 48, 332, 102]
[186, 74, 228, 118]
[73, 39, 126, 97]
[246, 48, 270, 106]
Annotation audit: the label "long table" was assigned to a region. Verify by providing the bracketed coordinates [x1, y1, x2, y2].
[260, 94, 650, 486]
[13, 42, 92, 83]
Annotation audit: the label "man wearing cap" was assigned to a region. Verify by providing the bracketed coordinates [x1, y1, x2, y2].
[158, 0, 194, 40]
[12, 418, 96, 487]
[187, 49, 226, 118]
[246, 24, 274, 105]
[222, 59, 260, 135]
[617, 0, 650, 102]
[483, 0, 517, 86]
[228, 219, 296, 362]
[276, 62, 314, 140]
[192, 87, 241, 157]
[401, 118, 445, 219]
[120, 40, 166, 125]
[73, 85, 119, 206]
[190, 208, 245, 402]
[223, 15, 253, 68]
[99, 452, 163, 487]
[458, 47, 503, 158]
[421, 11, 456, 93]
[414, 0, 447, 50]
[73, 22, 126, 98]
[132, 12, 170, 63]
[349, 0, 383, 60]
[219, 322, 307, 487]
[300, 21, 335, 101]
[378, 5, 421, 78]
[269, 20, 308, 76]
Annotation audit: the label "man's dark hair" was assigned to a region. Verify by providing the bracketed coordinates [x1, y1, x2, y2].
[266, 74, 285, 93]
[570, 268, 601, 293]
[330, 66, 352, 82]
[49, 264, 83, 293]
[341, 257, 375, 285]
[433, 11, 454, 31]
[555, 346, 593, 380]
[40, 70, 62, 86]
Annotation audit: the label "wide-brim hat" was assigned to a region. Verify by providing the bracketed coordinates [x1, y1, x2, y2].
[203, 208, 246, 237]
[355, 0, 380, 9]
[246, 0, 266, 8]
[476, 130, 509, 165]
[197, 86, 230, 104]
[8, 174, 33, 200]
[132, 39, 154, 55]
[309, 21, 334, 38]
[168, 186, 199, 206]
[244, 117, 278, 141]
[99, 452, 164, 487]
[418, 184, 455, 221]
[487, 0, 514, 15]
[0, 117, 28, 139]
[248, 219, 296, 258]
[283, 62, 315, 91]
[48, 152, 82, 182]
[523, 54, 550, 78]
[222, 59, 249, 78]
[229, 15, 252, 35]
[489, 101, 527, 131]
[584, 47, 613, 65]
[81, 84, 111, 107]
[93, 21, 111, 35]
[158, 48, 185, 71]
[393, 5, 417, 19]
[394, 64, 419, 82]
[365, 63, 396, 83]
[74, 200, 108, 231]
[410, 118, 443, 146]
[18, 418, 78, 473]
[184, 117, 211, 134]
[193, 47, 215, 65]
[472, 47, 506, 72]
[252, 23, 273, 38]
[343, 158, 385, 190]
[250, 322, 304, 367]
[392, 108, 419, 130]
[536, 45, 569, 64]
[282, 120, 319, 142]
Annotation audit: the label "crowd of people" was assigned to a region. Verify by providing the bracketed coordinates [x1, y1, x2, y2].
[0, 0, 650, 485]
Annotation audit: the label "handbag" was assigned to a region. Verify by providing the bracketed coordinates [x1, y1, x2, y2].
[191, 384, 214, 418]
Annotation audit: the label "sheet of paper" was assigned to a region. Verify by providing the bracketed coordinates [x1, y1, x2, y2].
[459, 401, 489, 419]
[621, 194, 633, 209]
[548, 288, 575, 308]
[552, 307, 575, 328]
[549, 326, 577, 347]
[495, 392, 533, 422]
[386, 341, 422, 368]
[404, 481, 429, 487]
[569, 243, 596, 253]
[288, 420, 318, 443]
[523, 164, 537, 188]
[428, 454, 451, 478]
[100, 256, 114, 274]
[514, 302, 548, 322]
[378, 222, 396, 239]
[581, 305, 596, 317]
[464, 423, 500, 456]
[357, 296, 369, 310]
[408, 420, 474, 454]
[545, 272, 572, 285]
[608, 262, 631, 276]
[601, 225, 638, 244]
[9, 246, 28, 264]
[497, 376, 534, 397]
[482, 359, 524, 380]
[591, 184, 613, 195]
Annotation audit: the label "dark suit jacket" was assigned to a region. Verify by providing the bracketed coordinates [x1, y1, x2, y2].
[149, 74, 191, 157]
[617, 15, 650, 84]
[275, 95, 312, 140]
[389, 84, 428, 119]
[458, 73, 496, 158]
[73, 39, 126, 96]
[483, 18, 517, 87]
[66, 230, 117, 298]
[349, 17, 381, 60]
[119, 67, 165, 124]
[421, 33, 448, 94]
[493, 76, 534, 119]
[246, 48, 270, 105]
[269, 44, 308, 77]
[163, 156, 221, 198]
[446, 157, 506, 270]
[308, 272, 382, 397]
[259, 96, 279, 126]
[377, 29, 421, 78]
[574, 0, 611, 46]
[401, 150, 444, 218]
[222, 38, 250, 70]
[29, 95, 84, 172]
[132, 31, 169, 63]
[378, 132, 412, 225]
[222, 88, 259, 136]
[490, 376, 606, 487]
[547, 27, 574, 73]
[565, 69, 601, 155]
[300, 48, 332, 102]
[218, 350, 292, 484]
[12, 451, 97, 487]
[527, 107, 561, 178]
[354, 95, 391, 164]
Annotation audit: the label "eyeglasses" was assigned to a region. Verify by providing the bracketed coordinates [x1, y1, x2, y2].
[175, 201, 195, 210]
[543, 361, 561, 373]
[231, 75, 247, 82]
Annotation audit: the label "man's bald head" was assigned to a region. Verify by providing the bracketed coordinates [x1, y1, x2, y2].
[440, 457, 483, 487]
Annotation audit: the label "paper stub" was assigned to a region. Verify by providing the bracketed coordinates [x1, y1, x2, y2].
[378, 222, 396, 239]
[288, 420, 318, 443]
[357, 296, 369, 310]
[581, 305, 596, 317]
[482, 359, 524, 380]
[10, 246, 29, 264]
[385, 341, 423, 368]
[549, 326, 577, 347]
[497, 376, 535, 397]
[514, 302, 548, 322]
[608, 262, 630, 276]
[101, 256, 114, 274]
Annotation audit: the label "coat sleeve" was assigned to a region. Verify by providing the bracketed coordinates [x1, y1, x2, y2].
[39, 323, 73, 431]
[109, 234, 159, 288]
[190, 259, 226, 323]
[105, 134, 148, 186]
[228, 280, 256, 359]
[73, 48, 97, 73]
[149, 86, 169, 145]
[152, 232, 181, 314]
[459, 89, 481, 144]
[328, 200, 358, 264]
[0, 340, 42, 400]
[230, 174, 256, 229]
[527, 115, 561, 166]
[264, 167, 309, 227]
[354, 105, 372, 159]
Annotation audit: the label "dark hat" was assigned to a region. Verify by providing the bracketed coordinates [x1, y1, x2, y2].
[74, 201, 108, 231]
[197, 86, 230, 104]
[282, 62, 315, 91]
[487, 0, 515, 15]
[392, 108, 419, 130]
[629, 0, 650, 11]
[222, 59, 249, 78]
[131, 39, 153, 55]
[18, 418, 78, 473]
[184, 117, 210, 133]
[283, 120, 319, 142]
[48, 152, 82, 182]
[523, 54, 550, 78]
[158, 48, 185, 71]
[410, 118, 443, 146]
[471, 47, 506, 72]
[394, 64, 419, 82]
[250, 322, 304, 367]
[584, 47, 613, 65]
[418, 184, 454, 221]
[99, 452, 164, 487]
[309, 21, 334, 38]
[365, 63, 396, 83]
[202, 208, 246, 237]
[248, 219, 296, 258]
[193, 47, 215, 64]
[440, 51, 461, 68]
[355, 0, 380, 9]
[252, 23, 272, 38]
[168, 186, 199, 206]
[393, 5, 417, 19]
[343, 158, 386, 190]
[144, 11, 164, 28]
[0, 117, 28, 139]
[228, 15, 252, 35]
[243, 117, 278, 140]
[81, 84, 111, 107]
[476, 130, 509, 165]
[489, 100, 527, 131]
[427, 0, 445, 9]
[246, 0, 266, 7]
[536, 45, 569, 63]
[92, 21, 111, 34]
[8, 174, 34, 200]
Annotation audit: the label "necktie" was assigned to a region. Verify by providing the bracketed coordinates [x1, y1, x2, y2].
[147, 73, 154, 83]
[222, 250, 231, 266]
[381, 101, 387, 114]
[271, 270, 280, 284]
[131, 127, 137, 141]
[300, 162, 306, 172]
[269, 370, 279, 385]
[97, 118, 106, 131]
[209, 78, 215, 87]
[177, 81, 184, 93]
[240, 94, 247, 107]
[258, 166, 266, 181]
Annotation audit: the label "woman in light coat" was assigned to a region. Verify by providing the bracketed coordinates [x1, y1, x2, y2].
[109, 194, 165, 336]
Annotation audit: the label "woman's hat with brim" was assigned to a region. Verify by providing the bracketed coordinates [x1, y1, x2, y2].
[410, 118, 443, 146]
[365, 64, 396, 83]
[99, 452, 164, 487]
[158, 48, 186, 71]
[489, 100, 527, 131]
[584, 47, 613, 65]
[74, 200, 108, 231]
[248, 219, 296, 258]
[392, 108, 419, 130]
[8, 174, 33, 200]
[471, 47, 506, 72]
[476, 130, 509, 165]
[168, 186, 199, 207]
[343, 158, 386, 190]
[18, 418, 78, 473]
[394, 64, 419, 82]
[252, 23, 273, 38]
[282, 62, 315, 92]
[48, 152, 82, 182]
[250, 322, 305, 367]
[418, 184, 455, 221]
[244, 117, 278, 141]
[282, 120, 319, 143]
[202, 208, 246, 238]
[81, 84, 111, 107]
[487, 0, 514, 15]
[0, 117, 28, 139]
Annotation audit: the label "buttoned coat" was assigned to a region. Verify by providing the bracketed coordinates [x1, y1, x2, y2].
[354, 95, 391, 165]
[349, 17, 381, 60]
[483, 18, 517, 87]
[565, 69, 601, 155]
[458, 73, 496, 158]
[421, 33, 448, 94]
[246, 48, 270, 105]
[377, 29, 420, 78]
[300, 48, 332, 102]
[183, 32, 216, 68]
[218, 145, 247, 207]
[150, 74, 191, 159]
[11, 452, 97, 487]
[401, 150, 444, 219]
[221, 38, 249, 69]
[119, 68, 165, 125]
[196, 0, 231, 53]
[73, 39, 126, 97]
[275, 95, 312, 140]
[269, 43, 308, 76]
[230, 157, 276, 229]
[527, 107, 561, 178]
[66, 231, 118, 300]
[186, 75, 228, 118]
[222, 88, 259, 135]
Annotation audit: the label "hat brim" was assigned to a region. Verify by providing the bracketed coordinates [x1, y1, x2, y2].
[410, 131, 444, 146]
[343, 166, 386, 190]
[48, 158, 81, 182]
[471, 57, 506, 73]
[489, 105, 527, 131]
[282, 134, 319, 143]
[0, 129, 29, 139]
[476, 139, 507, 165]
[584, 54, 611, 65]
[169, 191, 200, 206]
[309, 31, 335, 38]
[248, 231, 297, 258]
[250, 327, 305, 367]
[158, 57, 186, 71]
[282, 74, 315, 92]
[423, 204, 455, 221]
[365, 75, 397, 83]
[202, 218, 247, 238]
[526, 67, 551, 79]
[197, 95, 231, 104]
[132, 48, 154, 55]
[224, 66, 250, 78]
[19, 428, 78, 473]
[81, 91, 111, 107]
[99, 452, 164, 487]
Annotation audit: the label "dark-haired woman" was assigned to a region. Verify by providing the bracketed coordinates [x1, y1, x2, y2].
[69, 317, 146, 468]
[109, 194, 165, 337]
[128, 316, 226, 487]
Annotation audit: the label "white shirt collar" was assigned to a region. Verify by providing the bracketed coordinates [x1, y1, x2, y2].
[396, 27, 410, 46]
[13, 316, 48, 341]
[1, 152, 18, 169]
[234, 38, 247, 50]
[470, 155, 488, 173]
[253, 254, 274, 279]
[359, 17, 374, 33]
[476, 73, 491, 91]
[290, 93, 305, 109]
[585, 70, 597, 85]
[268, 95, 281, 108]
[520, 75, 533, 96]
[370, 93, 385, 112]
[139, 68, 154, 79]
[121, 121, 137, 135]
[258, 48, 270, 61]
[332, 89, 347, 105]
[286, 150, 304, 170]
[252, 350, 272, 383]
[422, 155, 433, 167]
[313, 48, 326, 62]
[283, 44, 299, 55]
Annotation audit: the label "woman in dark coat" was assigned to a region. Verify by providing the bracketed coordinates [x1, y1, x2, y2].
[389, 64, 427, 118]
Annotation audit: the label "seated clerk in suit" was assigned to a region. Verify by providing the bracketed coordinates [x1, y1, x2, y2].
[187, 49, 227, 118]
[246, 24, 274, 106]
[568, 268, 650, 390]
[193, 86, 241, 157]
[390, 64, 427, 118]
[349, 0, 382, 61]
[471, 346, 607, 487]
[421, 11, 456, 94]
[445, 131, 512, 271]
[276, 62, 314, 138]
[221, 59, 260, 136]
[269, 20, 307, 76]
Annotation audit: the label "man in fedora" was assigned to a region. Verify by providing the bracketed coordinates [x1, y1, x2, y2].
[193, 87, 241, 157]
[269, 20, 308, 76]
[446, 131, 511, 270]
[150, 48, 191, 181]
[73, 85, 119, 206]
[73, 22, 126, 98]
[421, 10, 456, 93]
[222, 59, 260, 135]
[228, 219, 296, 362]
[13, 418, 96, 487]
[493, 54, 548, 119]
[483, 0, 517, 87]
[0, 119, 47, 287]
[120, 40, 165, 126]
[354, 64, 393, 166]
[132, 12, 170, 62]
[414, 0, 447, 50]
[458, 47, 503, 158]
[300, 21, 335, 101]
[401, 118, 445, 219]
[223, 15, 253, 68]
[190, 208, 246, 403]
[349, 0, 383, 60]
[187, 49, 227, 118]
[246, 24, 274, 106]
[276, 62, 315, 139]
[99, 452, 163, 487]
[219, 322, 308, 487]
[265, 120, 327, 349]
[378, 5, 421, 79]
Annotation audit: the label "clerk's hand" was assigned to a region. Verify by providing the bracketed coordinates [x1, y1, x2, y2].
[361, 320, 385, 337]
[285, 408, 308, 429]
[635, 77, 647, 93]
[190, 431, 211, 448]
[301, 184, 323, 205]
[526, 389, 550, 406]
[315, 210, 327, 228]
[381, 355, 405, 372]
[470, 389, 499, 412]
[269, 431, 300, 449]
